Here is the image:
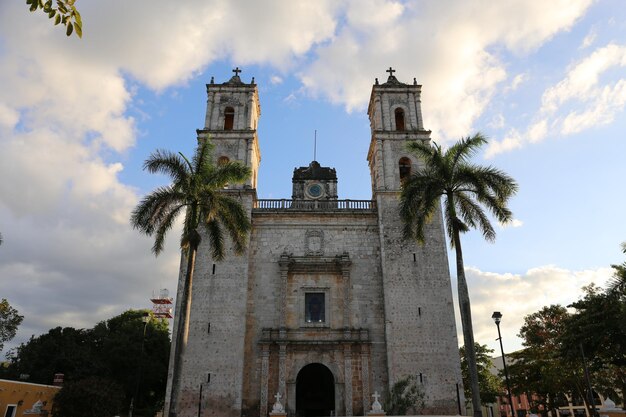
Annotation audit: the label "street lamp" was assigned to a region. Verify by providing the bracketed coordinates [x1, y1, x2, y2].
[130, 313, 151, 417]
[492, 311, 515, 417]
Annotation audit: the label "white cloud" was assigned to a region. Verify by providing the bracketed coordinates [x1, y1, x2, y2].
[485, 129, 523, 158]
[300, 0, 592, 141]
[270, 75, 284, 85]
[455, 265, 613, 353]
[506, 73, 529, 93]
[528, 119, 548, 143]
[580, 29, 596, 49]
[488, 43, 626, 156]
[488, 114, 506, 129]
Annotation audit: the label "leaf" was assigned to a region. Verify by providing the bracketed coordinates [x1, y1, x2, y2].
[57, 2, 67, 13]
[73, 9, 81, 25]
[73, 21, 82, 38]
[66, 21, 73, 36]
[29, 3, 38, 12]
[54, 14, 61, 25]
[26, 0, 34, 6]
[48, 9, 56, 18]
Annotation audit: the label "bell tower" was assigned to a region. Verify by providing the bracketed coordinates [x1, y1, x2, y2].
[367, 67, 431, 192]
[367, 68, 463, 412]
[196, 67, 261, 190]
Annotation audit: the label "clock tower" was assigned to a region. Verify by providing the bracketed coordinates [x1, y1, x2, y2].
[291, 160, 338, 201]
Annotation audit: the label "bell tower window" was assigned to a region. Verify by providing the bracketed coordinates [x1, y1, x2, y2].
[395, 108, 405, 131]
[224, 107, 235, 130]
[399, 157, 411, 183]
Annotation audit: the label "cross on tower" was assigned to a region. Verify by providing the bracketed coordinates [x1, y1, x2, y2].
[274, 392, 282, 403]
[232, 67, 242, 76]
[386, 67, 395, 77]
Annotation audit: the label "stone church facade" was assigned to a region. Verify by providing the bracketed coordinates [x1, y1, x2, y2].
[165, 70, 463, 417]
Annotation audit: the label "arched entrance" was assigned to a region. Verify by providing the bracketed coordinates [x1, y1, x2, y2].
[296, 363, 335, 417]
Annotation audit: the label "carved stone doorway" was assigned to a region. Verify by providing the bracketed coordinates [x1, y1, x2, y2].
[296, 363, 335, 417]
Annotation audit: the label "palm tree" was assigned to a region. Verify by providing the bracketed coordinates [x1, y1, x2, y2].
[400, 133, 518, 417]
[130, 139, 251, 417]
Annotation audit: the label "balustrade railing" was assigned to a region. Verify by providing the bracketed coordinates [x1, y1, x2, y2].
[253, 199, 376, 211]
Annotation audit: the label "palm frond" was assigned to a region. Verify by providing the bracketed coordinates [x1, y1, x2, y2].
[455, 192, 496, 242]
[143, 150, 189, 184]
[206, 161, 251, 188]
[193, 138, 214, 175]
[400, 170, 442, 242]
[132, 138, 251, 261]
[130, 186, 186, 235]
[400, 133, 517, 247]
[152, 204, 186, 255]
[448, 133, 487, 168]
[204, 219, 225, 261]
[214, 196, 252, 255]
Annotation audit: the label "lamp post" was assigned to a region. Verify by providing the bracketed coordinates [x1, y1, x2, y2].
[130, 313, 151, 417]
[492, 311, 515, 417]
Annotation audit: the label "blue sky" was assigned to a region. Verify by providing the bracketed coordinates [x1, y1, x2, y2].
[1, 0, 625, 359]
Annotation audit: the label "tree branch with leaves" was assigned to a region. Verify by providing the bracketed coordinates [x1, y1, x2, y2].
[25, 0, 82, 37]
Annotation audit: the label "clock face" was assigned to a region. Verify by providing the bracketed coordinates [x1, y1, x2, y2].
[306, 183, 324, 199]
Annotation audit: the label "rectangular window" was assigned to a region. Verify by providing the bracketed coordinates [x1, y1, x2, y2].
[305, 293, 325, 323]
[4, 405, 17, 417]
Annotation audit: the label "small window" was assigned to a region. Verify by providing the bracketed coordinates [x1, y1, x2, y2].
[399, 157, 411, 182]
[217, 156, 230, 166]
[395, 108, 405, 131]
[305, 293, 325, 323]
[224, 107, 235, 130]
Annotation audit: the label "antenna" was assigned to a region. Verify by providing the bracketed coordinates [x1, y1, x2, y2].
[313, 130, 317, 161]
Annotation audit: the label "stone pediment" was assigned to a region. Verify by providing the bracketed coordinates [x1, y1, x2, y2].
[279, 252, 351, 273]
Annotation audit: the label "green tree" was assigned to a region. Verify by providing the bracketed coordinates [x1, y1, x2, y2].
[384, 375, 425, 415]
[508, 306, 581, 417]
[0, 298, 24, 353]
[400, 133, 518, 417]
[24, 0, 82, 37]
[52, 376, 124, 417]
[460, 343, 502, 405]
[92, 310, 170, 417]
[3, 326, 102, 383]
[560, 283, 626, 406]
[130, 139, 251, 416]
[3, 310, 170, 416]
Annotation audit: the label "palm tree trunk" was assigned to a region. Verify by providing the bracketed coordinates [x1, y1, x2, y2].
[454, 227, 483, 417]
[168, 244, 197, 417]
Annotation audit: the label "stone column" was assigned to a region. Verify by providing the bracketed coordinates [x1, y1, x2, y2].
[376, 139, 385, 190]
[278, 253, 290, 329]
[247, 92, 255, 129]
[211, 92, 221, 128]
[344, 343, 353, 416]
[341, 253, 352, 329]
[260, 344, 270, 417]
[361, 344, 371, 414]
[408, 93, 419, 129]
[205, 90, 215, 128]
[278, 343, 287, 409]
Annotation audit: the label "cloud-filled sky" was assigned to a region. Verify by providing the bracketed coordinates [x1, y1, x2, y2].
[1, 0, 625, 359]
